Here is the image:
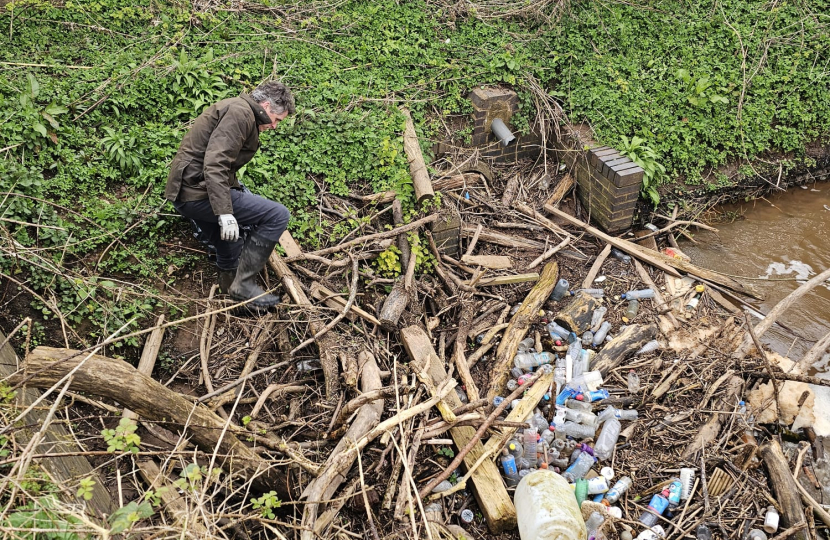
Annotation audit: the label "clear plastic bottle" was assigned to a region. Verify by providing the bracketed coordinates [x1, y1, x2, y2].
[610, 248, 631, 263]
[432, 480, 453, 492]
[501, 449, 520, 486]
[592, 321, 612, 346]
[591, 307, 608, 333]
[583, 388, 610, 402]
[507, 379, 519, 391]
[507, 439, 523, 460]
[517, 337, 536, 352]
[510, 366, 525, 379]
[565, 399, 593, 411]
[616, 409, 639, 421]
[636, 340, 661, 355]
[564, 451, 596, 481]
[514, 470, 586, 540]
[585, 511, 606, 533]
[581, 331, 594, 348]
[550, 279, 570, 302]
[531, 412, 550, 432]
[559, 421, 597, 440]
[576, 288, 605, 298]
[566, 371, 603, 392]
[514, 351, 555, 371]
[623, 299, 640, 323]
[605, 476, 632, 504]
[679, 468, 695, 500]
[523, 428, 538, 464]
[639, 488, 670, 527]
[547, 321, 571, 340]
[572, 349, 589, 380]
[748, 530, 768, 540]
[622, 288, 655, 300]
[594, 418, 621, 461]
[563, 407, 599, 427]
[627, 370, 641, 393]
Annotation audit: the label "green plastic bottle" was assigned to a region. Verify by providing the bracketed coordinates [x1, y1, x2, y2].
[574, 478, 589, 507]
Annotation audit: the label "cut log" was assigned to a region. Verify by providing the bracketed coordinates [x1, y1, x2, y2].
[432, 173, 482, 192]
[17, 347, 291, 497]
[592, 324, 659, 376]
[124, 315, 165, 420]
[137, 460, 209, 535]
[400, 326, 515, 533]
[378, 281, 410, 330]
[501, 174, 520, 206]
[270, 253, 341, 400]
[554, 291, 602, 335]
[460, 255, 513, 270]
[310, 282, 380, 327]
[279, 230, 304, 259]
[472, 273, 539, 287]
[487, 262, 559, 402]
[301, 351, 384, 540]
[760, 440, 809, 540]
[0, 336, 114, 517]
[681, 375, 743, 461]
[400, 107, 435, 204]
[461, 225, 547, 251]
[544, 204, 761, 298]
[546, 173, 574, 206]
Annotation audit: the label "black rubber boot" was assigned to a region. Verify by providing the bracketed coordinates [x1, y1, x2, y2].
[217, 267, 237, 295]
[229, 232, 280, 309]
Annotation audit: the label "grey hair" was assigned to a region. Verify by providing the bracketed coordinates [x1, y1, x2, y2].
[251, 81, 296, 115]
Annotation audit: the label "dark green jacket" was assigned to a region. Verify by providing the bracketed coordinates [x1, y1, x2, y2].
[165, 94, 273, 215]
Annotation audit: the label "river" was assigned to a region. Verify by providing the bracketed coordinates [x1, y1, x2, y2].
[679, 182, 830, 433]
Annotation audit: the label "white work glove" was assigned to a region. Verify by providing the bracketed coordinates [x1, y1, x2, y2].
[217, 214, 239, 242]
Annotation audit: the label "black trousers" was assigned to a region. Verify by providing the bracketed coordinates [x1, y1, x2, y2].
[174, 189, 290, 271]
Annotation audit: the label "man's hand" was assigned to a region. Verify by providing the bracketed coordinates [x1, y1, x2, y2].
[217, 214, 239, 242]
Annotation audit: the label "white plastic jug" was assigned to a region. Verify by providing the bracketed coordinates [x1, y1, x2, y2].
[514, 469, 587, 540]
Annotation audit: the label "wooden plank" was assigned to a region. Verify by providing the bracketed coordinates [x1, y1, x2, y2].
[544, 204, 761, 298]
[460, 255, 512, 270]
[279, 230, 304, 259]
[483, 371, 555, 458]
[472, 273, 540, 287]
[137, 460, 208, 535]
[310, 282, 381, 326]
[124, 315, 165, 421]
[0, 334, 114, 517]
[581, 244, 611, 289]
[461, 225, 546, 251]
[400, 326, 515, 533]
[634, 229, 659, 252]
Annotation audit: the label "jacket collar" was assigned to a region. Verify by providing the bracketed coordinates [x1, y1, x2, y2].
[240, 93, 273, 126]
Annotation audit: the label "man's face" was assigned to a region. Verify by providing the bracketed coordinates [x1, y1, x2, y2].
[259, 101, 290, 132]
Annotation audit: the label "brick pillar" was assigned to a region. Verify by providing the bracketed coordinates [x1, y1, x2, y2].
[467, 87, 543, 162]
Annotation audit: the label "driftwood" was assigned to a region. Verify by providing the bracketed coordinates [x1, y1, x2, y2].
[544, 204, 761, 298]
[432, 172, 482, 192]
[400, 107, 435, 204]
[582, 244, 611, 289]
[392, 199, 411, 271]
[592, 324, 659, 376]
[400, 325, 515, 533]
[301, 351, 384, 540]
[278, 230, 304, 258]
[17, 347, 291, 497]
[798, 328, 830, 373]
[124, 314, 165, 421]
[487, 262, 559, 402]
[461, 225, 547, 251]
[760, 440, 809, 540]
[555, 291, 602, 335]
[461, 254, 512, 270]
[270, 253, 341, 401]
[472, 273, 539, 287]
[310, 282, 380, 326]
[546, 173, 574, 206]
[681, 375, 743, 461]
[378, 281, 410, 330]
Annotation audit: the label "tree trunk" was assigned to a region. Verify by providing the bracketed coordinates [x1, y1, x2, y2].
[760, 440, 809, 540]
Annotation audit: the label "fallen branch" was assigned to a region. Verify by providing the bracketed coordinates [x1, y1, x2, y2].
[760, 440, 810, 540]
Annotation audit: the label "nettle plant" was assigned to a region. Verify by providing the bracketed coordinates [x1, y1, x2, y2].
[618, 135, 666, 207]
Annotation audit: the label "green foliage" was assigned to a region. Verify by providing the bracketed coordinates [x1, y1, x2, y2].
[173, 462, 222, 492]
[101, 417, 140, 454]
[250, 491, 282, 519]
[0, 382, 17, 403]
[374, 246, 402, 278]
[108, 500, 154, 534]
[437, 447, 455, 459]
[618, 135, 666, 206]
[75, 477, 96, 501]
[2, 496, 84, 540]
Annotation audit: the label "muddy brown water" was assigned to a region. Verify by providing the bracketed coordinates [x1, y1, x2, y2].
[679, 182, 830, 433]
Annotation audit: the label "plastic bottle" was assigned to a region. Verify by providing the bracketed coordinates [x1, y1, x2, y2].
[518, 373, 535, 386]
[605, 476, 632, 504]
[594, 418, 621, 461]
[523, 428, 538, 464]
[591, 307, 608, 333]
[628, 370, 641, 393]
[510, 367, 525, 379]
[586, 476, 609, 494]
[560, 421, 597, 440]
[565, 399, 593, 411]
[600, 467, 615, 481]
[582, 331, 594, 348]
[514, 470, 586, 540]
[563, 450, 596, 481]
[566, 371, 603, 392]
[432, 480, 453, 493]
[622, 299, 640, 323]
[501, 449, 520, 486]
[514, 351, 555, 371]
[636, 525, 666, 540]
[531, 412, 550, 432]
[563, 407, 599, 427]
[573, 349, 590, 380]
[667, 479, 683, 509]
[576, 288, 605, 299]
[550, 279, 570, 302]
[585, 511, 605, 533]
[507, 439, 523, 460]
[517, 337, 536, 352]
[622, 288, 655, 300]
[507, 379, 519, 392]
[592, 321, 612, 346]
[639, 488, 670, 527]
[748, 530, 768, 540]
[582, 388, 610, 402]
[574, 478, 589, 506]
[636, 340, 661, 355]
[763, 506, 779, 534]
[679, 468, 695, 500]
[610, 248, 631, 263]
[547, 321, 571, 340]
[616, 409, 639, 421]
